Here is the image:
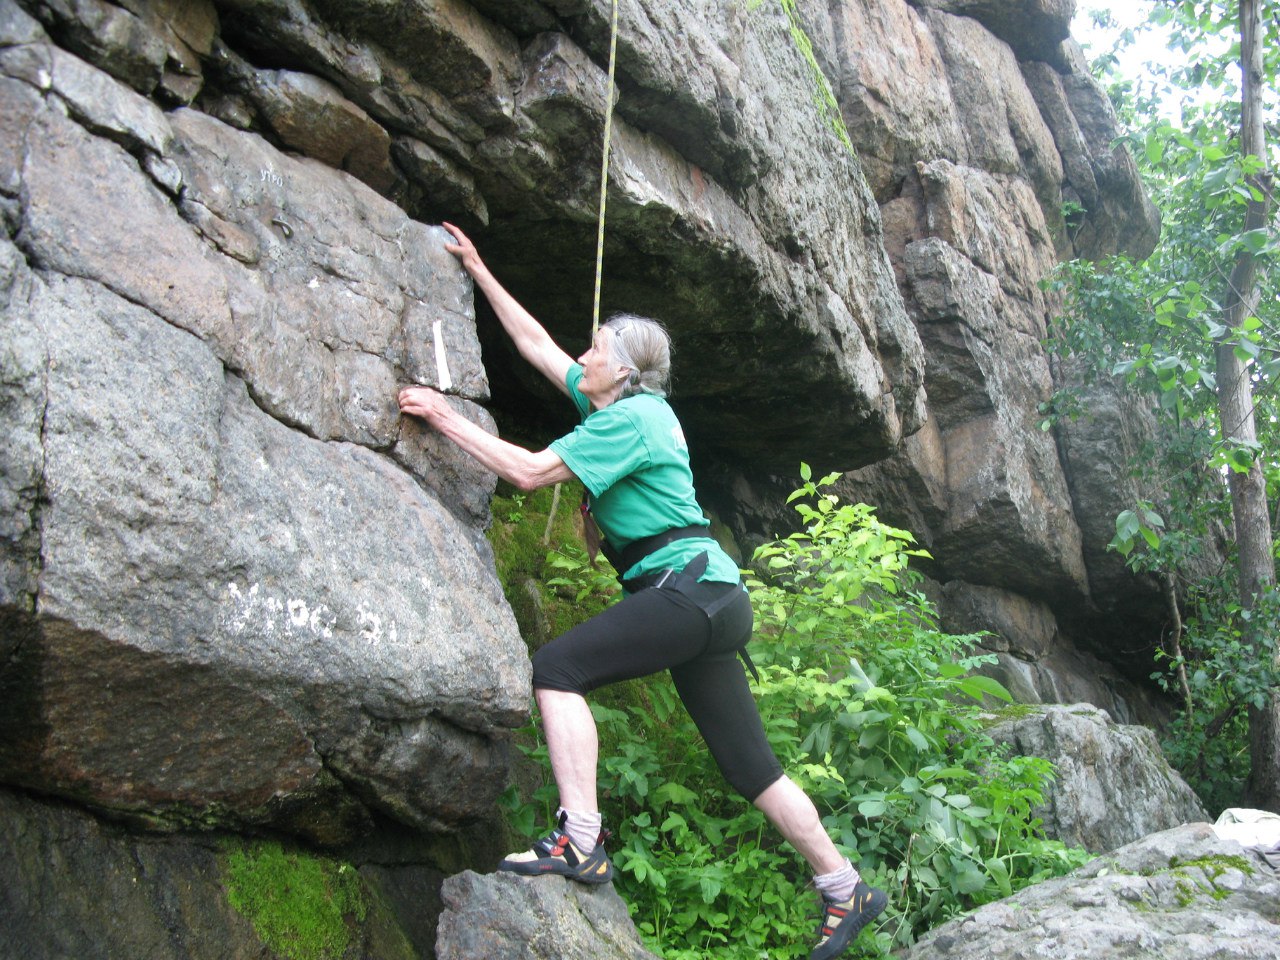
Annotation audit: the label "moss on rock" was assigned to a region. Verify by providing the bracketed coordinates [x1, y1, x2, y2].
[222, 839, 368, 960]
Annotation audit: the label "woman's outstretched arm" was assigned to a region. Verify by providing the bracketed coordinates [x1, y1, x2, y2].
[399, 386, 575, 491]
[442, 222, 575, 396]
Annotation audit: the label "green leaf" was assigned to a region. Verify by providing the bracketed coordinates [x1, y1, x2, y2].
[1226, 445, 1256, 473]
[905, 726, 931, 751]
[1145, 134, 1164, 164]
[953, 866, 987, 895]
[858, 799, 887, 817]
[1115, 510, 1141, 541]
[1201, 163, 1236, 193]
[652, 782, 699, 807]
[699, 875, 722, 904]
[985, 857, 1013, 898]
[914, 865, 940, 888]
[1234, 341, 1259, 362]
[1109, 533, 1134, 558]
[1239, 230, 1271, 255]
[660, 813, 687, 832]
[957, 675, 1015, 704]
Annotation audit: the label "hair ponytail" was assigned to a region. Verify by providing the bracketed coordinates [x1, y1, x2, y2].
[603, 314, 672, 399]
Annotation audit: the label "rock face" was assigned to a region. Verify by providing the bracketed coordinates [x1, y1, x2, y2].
[0, 0, 1191, 956]
[0, 784, 450, 960]
[436, 871, 662, 960]
[988, 705, 1209, 854]
[699, 0, 1171, 723]
[902, 823, 1280, 960]
[1, 0, 530, 845]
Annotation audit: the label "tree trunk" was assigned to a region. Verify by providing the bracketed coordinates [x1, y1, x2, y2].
[1221, 0, 1279, 813]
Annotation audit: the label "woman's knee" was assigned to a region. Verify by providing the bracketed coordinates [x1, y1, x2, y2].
[531, 643, 588, 695]
[732, 760, 786, 803]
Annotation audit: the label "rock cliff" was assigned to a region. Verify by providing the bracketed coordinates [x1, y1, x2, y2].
[1, 0, 1186, 955]
[903, 823, 1280, 960]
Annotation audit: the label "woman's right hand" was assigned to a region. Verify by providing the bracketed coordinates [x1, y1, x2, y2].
[440, 220, 575, 397]
[398, 385, 451, 427]
[442, 221, 483, 274]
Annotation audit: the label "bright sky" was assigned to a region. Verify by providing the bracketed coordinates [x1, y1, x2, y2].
[1072, 3, 1161, 76]
[1071, 3, 1239, 123]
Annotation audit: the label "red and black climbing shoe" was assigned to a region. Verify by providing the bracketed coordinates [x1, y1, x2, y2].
[498, 816, 613, 885]
[810, 881, 887, 960]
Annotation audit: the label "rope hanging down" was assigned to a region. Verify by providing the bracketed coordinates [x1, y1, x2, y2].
[549, 1, 620, 544]
[591, 0, 621, 336]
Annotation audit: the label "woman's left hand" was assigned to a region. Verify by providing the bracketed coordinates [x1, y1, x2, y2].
[398, 386, 451, 426]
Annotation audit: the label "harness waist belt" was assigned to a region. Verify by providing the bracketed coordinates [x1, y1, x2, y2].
[601, 523, 708, 578]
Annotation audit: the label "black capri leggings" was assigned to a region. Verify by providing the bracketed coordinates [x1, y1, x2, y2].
[531, 579, 784, 802]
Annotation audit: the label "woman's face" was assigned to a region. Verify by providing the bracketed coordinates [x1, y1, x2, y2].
[578, 328, 626, 404]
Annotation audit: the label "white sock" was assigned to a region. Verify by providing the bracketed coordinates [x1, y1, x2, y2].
[813, 858, 859, 903]
[559, 807, 603, 854]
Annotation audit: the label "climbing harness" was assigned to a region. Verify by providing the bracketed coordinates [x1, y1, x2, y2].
[598, 524, 707, 583]
[630, 551, 761, 682]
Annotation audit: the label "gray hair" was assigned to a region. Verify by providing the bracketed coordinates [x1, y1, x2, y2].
[602, 313, 672, 399]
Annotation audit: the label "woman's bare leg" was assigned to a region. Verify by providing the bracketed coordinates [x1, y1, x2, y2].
[753, 775, 846, 875]
[535, 688, 599, 813]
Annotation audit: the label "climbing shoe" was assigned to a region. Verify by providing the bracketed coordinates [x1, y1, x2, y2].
[810, 881, 887, 960]
[498, 814, 613, 885]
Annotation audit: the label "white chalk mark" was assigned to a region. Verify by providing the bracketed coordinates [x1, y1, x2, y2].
[433, 318, 452, 392]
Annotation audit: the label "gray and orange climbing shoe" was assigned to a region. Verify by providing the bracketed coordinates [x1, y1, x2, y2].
[810, 881, 887, 960]
[498, 814, 613, 885]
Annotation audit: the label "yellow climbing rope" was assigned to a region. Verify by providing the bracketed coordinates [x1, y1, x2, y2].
[591, 0, 621, 336]
[549, 0, 620, 544]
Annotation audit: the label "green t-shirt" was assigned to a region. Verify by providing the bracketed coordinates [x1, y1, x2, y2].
[549, 365, 740, 585]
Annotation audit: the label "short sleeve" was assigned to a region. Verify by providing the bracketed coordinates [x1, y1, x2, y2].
[549, 406, 651, 497]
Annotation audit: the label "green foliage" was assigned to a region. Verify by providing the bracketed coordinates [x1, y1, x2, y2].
[546, 539, 623, 605]
[488, 481, 618, 648]
[222, 840, 367, 960]
[1150, 585, 1280, 812]
[501, 469, 1089, 959]
[1111, 502, 1166, 558]
[1046, 1, 1280, 812]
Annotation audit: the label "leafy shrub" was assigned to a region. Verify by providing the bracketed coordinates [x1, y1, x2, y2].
[1151, 584, 1280, 813]
[501, 468, 1090, 958]
[488, 480, 618, 648]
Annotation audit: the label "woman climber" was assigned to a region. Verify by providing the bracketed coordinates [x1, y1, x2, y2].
[397, 222, 887, 960]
